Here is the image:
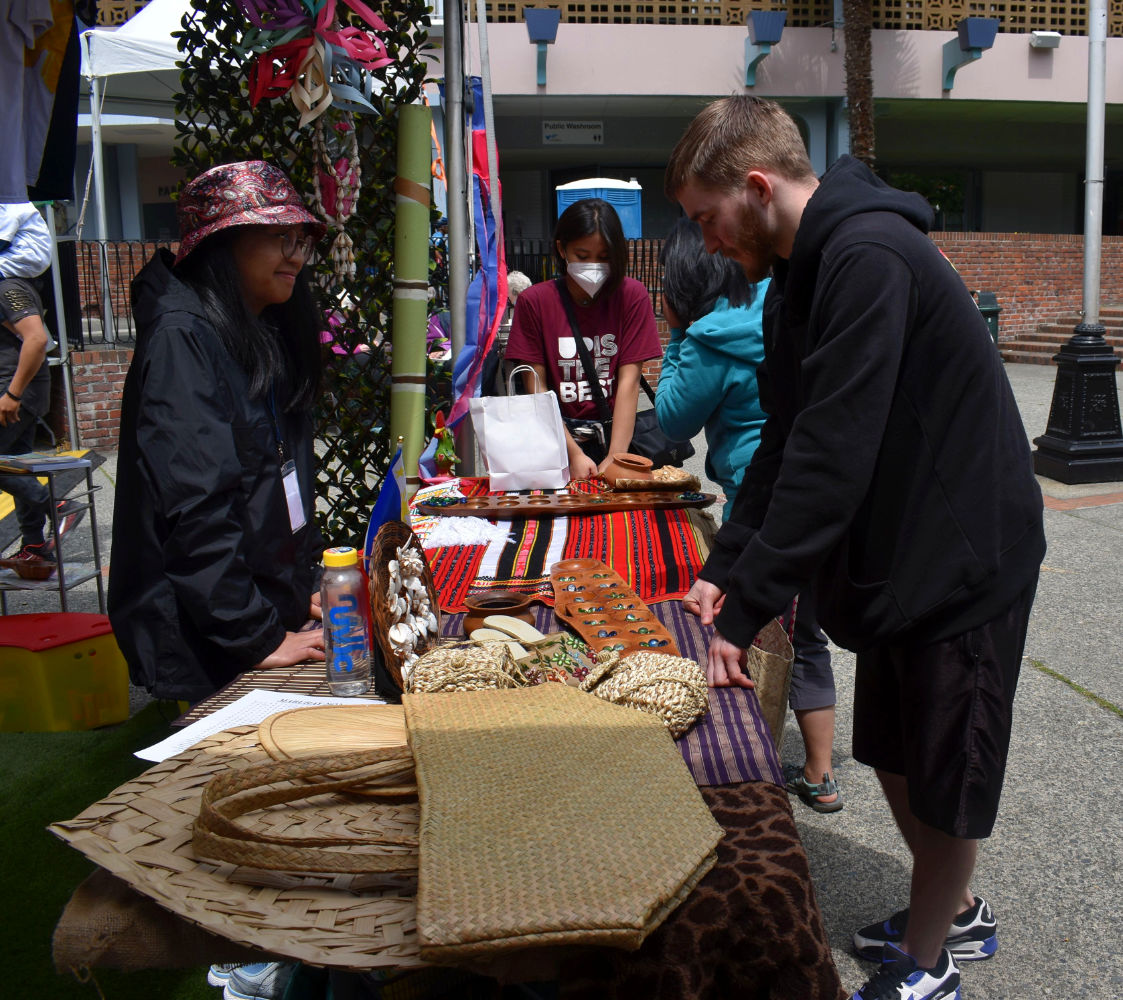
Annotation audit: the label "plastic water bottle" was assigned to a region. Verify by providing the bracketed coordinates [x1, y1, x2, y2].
[322, 546, 372, 696]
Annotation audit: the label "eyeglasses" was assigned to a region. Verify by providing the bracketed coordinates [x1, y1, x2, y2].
[272, 229, 316, 261]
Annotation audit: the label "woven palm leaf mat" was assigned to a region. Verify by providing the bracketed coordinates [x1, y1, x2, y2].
[49, 727, 424, 970]
[403, 684, 723, 963]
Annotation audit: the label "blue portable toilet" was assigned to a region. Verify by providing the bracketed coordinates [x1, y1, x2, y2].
[556, 178, 643, 239]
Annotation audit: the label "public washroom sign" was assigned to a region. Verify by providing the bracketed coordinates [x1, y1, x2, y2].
[543, 121, 604, 145]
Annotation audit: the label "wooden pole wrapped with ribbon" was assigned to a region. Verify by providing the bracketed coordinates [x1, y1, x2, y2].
[390, 103, 434, 500]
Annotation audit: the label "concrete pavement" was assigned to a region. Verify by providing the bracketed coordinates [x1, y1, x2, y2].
[770, 365, 1123, 999]
[9, 363, 1123, 997]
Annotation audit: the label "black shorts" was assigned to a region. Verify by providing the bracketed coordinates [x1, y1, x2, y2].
[852, 577, 1038, 840]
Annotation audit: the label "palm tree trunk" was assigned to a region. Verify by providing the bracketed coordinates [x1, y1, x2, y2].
[843, 0, 875, 167]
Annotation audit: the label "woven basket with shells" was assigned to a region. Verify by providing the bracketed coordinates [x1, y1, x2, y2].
[369, 521, 441, 691]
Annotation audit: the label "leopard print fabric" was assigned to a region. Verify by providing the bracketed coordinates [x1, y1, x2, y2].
[560, 781, 846, 1000]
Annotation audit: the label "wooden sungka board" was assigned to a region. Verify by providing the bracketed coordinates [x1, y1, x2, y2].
[415, 491, 716, 519]
[550, 558, 679, 658]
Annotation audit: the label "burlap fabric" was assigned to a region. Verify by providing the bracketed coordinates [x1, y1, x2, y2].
[53, 868, 268, 973]
[403, 684, 723, 963]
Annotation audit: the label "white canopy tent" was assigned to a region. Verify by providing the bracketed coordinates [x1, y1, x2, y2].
[80, 0, 189, 240]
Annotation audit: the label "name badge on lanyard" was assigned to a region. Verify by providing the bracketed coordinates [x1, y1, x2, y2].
[281, 459, 306, 532]
[270, 386, 305, 533]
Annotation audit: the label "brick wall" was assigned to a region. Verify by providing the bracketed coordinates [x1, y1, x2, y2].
[69, 349, 132, 451]
[932, 232, 1123, 341]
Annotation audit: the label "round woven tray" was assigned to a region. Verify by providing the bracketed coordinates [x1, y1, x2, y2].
[259, 705, 408, 760]
[368, 521, 440, 688]
[49, 727, 422, 971]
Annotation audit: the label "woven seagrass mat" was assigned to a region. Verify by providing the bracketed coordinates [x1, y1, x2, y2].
[49, 727, 424, 971]
[404, 685, 723, 963]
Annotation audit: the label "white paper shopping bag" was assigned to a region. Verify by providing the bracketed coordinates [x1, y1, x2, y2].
[469, 366, 570, 491]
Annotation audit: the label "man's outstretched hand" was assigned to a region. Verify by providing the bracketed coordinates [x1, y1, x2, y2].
[682, 578, 724, 624]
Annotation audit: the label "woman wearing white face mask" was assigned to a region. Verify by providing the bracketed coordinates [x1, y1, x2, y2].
[505, 198, 662, 479]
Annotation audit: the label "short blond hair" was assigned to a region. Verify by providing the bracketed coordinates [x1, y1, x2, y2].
[665, 96, 815, 200]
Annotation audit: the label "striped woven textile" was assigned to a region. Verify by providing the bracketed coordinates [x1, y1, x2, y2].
[561, 508, 706, 604]
[441, 599, 783, 788]
[426, 507, 711, 613]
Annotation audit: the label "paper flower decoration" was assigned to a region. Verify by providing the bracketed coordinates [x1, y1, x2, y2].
[237, 0, 394, 126]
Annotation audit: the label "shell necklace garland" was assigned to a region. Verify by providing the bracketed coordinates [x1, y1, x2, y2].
[385, 543, 439, 682]
[312, 111, 361, 283]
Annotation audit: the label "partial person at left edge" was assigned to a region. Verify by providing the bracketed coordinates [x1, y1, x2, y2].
[108, 161, 328, 704]
[0, 202, 83, 564]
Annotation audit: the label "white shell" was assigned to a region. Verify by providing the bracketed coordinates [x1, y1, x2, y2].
[388, 622, 413, 649]
[397, 546, 424, 576]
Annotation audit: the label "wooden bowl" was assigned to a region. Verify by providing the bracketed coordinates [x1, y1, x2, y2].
[463, 590, 535, 635]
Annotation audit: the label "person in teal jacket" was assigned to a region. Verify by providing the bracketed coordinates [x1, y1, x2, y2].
[654, 217, 766, 522]
[656, 218, 841, 813]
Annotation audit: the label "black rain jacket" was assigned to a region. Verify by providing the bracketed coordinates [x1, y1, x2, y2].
[701, 156, 1045, 651]
[108, 250, 324, 701]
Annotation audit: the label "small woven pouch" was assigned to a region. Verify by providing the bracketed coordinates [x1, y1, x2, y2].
[580, 649, 709, 738]
[405, 639, 524, 693]
[193, 746, 420, 874]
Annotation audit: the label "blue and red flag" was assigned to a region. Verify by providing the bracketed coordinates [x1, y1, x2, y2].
[420, 76, 507, 479]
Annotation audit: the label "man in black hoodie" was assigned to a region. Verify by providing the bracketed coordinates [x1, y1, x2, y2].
[665, 97, 1045, 1000]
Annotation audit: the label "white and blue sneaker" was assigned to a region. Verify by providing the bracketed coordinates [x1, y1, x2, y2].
[854, 896, 998, 962]
[850, 944, 960, 1000]
[222, 963, 297, 1000]
[207, 964, 240, 987]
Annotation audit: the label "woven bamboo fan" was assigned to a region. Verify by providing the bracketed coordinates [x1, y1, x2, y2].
[369, 521, 440, 689]
[258, 705, 408, 761]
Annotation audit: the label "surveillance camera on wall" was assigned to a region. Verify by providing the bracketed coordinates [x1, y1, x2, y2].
[1029, 30, 1062, 49]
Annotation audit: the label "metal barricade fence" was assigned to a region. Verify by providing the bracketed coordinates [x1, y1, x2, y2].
[65, 238, 667, 349]
[69, 239, 174, 347]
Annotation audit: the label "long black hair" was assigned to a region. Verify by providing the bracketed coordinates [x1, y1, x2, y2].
[659, 217, 756, 328]
[174, 228, 322, 412]
[553, 198, 629, 297]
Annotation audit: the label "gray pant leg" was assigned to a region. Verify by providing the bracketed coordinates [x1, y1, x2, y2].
[789, 587, 836, 711]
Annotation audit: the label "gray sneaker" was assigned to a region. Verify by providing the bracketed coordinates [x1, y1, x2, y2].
[223, 963, 297, 1000]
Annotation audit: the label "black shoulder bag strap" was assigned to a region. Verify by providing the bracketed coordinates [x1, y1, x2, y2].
[554, 277, 614, 425]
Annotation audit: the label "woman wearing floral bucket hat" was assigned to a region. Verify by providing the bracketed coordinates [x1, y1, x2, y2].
[109, 160, 331, 705]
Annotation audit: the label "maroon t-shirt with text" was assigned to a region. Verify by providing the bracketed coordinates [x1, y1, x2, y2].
[505, 277, 661, 420]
